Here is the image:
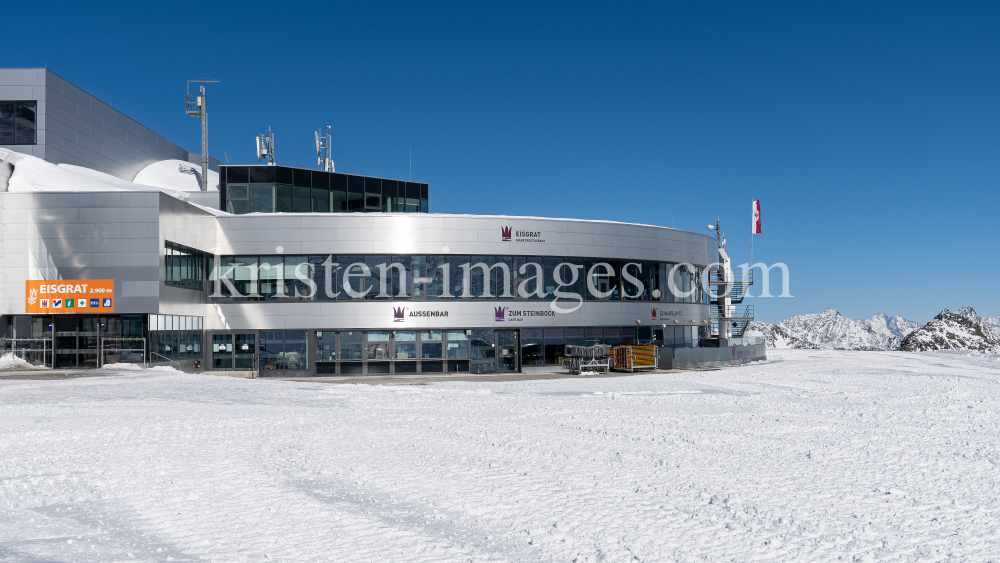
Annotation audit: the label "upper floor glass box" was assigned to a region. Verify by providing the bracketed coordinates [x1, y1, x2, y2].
[219, 165, 429, 215]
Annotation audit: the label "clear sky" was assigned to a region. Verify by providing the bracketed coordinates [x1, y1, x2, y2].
[8, 1, 999, 323]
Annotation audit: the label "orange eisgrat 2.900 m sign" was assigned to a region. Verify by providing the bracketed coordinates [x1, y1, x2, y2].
[25, 280, 114, 314]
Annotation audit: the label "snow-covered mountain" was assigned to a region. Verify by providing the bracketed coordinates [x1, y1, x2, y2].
[746, 322, 819, 349]
[954, 306, 1000, 343]
[770, 308, 902, 350]
[900, 309, 998, 353]
[752, 306, 1000, 353]
[863, 313, 921, 339]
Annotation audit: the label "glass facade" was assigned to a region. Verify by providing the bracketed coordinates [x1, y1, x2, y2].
[220, 165, 428, 215]
[164, 242, 209, 290]
[205, 253, 709, 304]
[314, 329, 473, 375]
[0, 101, 36, 145]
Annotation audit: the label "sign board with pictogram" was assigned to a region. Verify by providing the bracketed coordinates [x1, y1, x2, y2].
[25, 280, 114, 314]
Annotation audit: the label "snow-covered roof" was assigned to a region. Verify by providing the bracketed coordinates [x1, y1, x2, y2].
[0, 148, 218, 202]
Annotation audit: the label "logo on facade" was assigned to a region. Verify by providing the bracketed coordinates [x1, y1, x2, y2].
[78, 298, 87, 308]
[27, 288, 38, 306]
[651, 306, 657, 320]
[495, 306, 506, 321]
[501, 226, 512, 241]
[91, 298, 99, 308]
[393, 306, 406, 322]
[102, 298, 112, 308]
[40, 298, 49, 308]
[53, 299, 63, 308]
[66, 299, 75, 308]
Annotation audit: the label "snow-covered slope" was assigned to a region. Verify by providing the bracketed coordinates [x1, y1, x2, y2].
[900, 309, 998, 352]
[863, 313, 921, 339]
[4, 351, 1000, 561]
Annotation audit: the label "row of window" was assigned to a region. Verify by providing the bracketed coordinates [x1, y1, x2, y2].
[220, 165, 429, 215]
[164, 243, 207, 290]
[0, 101, 36, 145]
[205, 253, 710, 304]
[224, 183, 427, 215]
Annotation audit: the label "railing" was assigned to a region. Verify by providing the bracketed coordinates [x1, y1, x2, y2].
[708, 270, 754, 286]
[711, 305, 754, 320]
[149, 352, 181, 371]
[710, 305, 755, 338]
[0, 337, 53, 367]
[99, 337, 146, 369]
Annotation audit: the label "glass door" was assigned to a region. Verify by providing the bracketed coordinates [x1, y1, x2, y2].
[55, 317, 78, 368]
[212, 334, 233, 370]
[497, 330, 519, 372]
[471, 329, 496, 373]
[234, 334, 256, 370]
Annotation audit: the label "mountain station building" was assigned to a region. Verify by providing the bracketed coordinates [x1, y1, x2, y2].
[0, 68, 762, 375]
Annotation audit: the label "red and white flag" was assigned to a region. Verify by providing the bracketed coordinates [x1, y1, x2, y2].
[752, 200, 762, 234]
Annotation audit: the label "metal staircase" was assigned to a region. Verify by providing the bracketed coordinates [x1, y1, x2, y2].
[709, 269, 755, 338]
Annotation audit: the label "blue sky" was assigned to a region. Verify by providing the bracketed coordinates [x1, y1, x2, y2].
[9, 1, 999, 322]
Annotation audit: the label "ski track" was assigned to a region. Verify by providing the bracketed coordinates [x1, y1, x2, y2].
[2, 350, 1000, 562]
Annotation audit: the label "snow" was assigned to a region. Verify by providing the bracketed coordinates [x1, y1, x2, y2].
[3, 350, 1000, 561]
[863, 313, 921, 339]
[0, 353, 47, 372]
[0, 149, 216, 201]
[132, 159, 219, 192]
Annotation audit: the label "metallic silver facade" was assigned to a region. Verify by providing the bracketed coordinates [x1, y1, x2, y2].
[0, 68, 219, 181]
[1, 191, 716, 331]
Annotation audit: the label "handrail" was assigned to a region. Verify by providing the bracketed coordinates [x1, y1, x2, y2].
[99, 337, 146, 369]
[711, 305, 755, 320]
[708, 270, 754, 285]
[149, 352, 181, 371]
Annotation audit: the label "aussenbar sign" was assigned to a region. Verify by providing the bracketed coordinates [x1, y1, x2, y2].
[25, 280, 114, 314]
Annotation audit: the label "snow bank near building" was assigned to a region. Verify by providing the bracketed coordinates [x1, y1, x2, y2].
[0, 353, 47, 371]
[0, 148, 217, 200]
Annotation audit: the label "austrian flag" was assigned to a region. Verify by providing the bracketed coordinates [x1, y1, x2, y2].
[752, 200, 762, 234]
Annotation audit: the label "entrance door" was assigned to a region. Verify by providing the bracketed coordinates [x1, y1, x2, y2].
[212, 334, 233, 370]
[497, 330, 519, 373]
[234, 334, 256, 370]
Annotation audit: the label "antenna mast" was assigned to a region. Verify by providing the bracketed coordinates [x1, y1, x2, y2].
[185, 79, 219, 191]
[256, 127, 274, 165]
[315, 126, 333, 171]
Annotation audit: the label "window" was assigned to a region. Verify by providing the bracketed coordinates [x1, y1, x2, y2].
[226, 184, 248, 214]
[446, 330, 469, 359]
[0, 101, 36, 145]
[317, 332, 336, 361]
[420, 331, 443, 359]
[259, 330, 309, 370]
[221, 167, 428, 214]
[340, 331, 363, 360]
[164, 242, 208, 290]
[394, 331, 417, 359]
[206, 253, 713, 304]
